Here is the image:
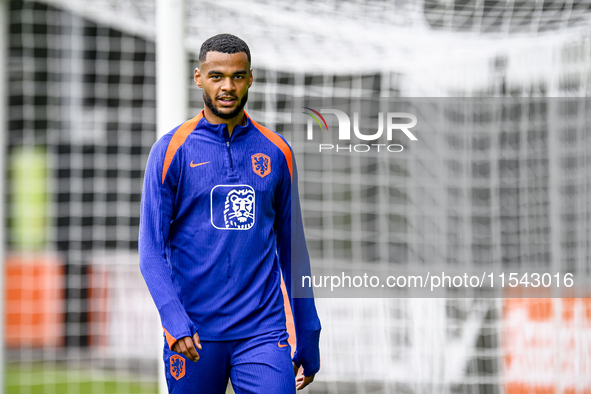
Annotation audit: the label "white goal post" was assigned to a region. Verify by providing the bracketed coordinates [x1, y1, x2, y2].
[156, 0, 187, 393]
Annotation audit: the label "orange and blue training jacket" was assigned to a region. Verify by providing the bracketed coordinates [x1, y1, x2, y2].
[139, 111, 321, 375]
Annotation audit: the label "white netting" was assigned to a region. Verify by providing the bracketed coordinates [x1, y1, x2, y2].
[7, 1, 159, 392]
[5, 0, 591, 393]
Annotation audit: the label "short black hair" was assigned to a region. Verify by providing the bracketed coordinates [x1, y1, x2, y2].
[199, 34, 251, 64]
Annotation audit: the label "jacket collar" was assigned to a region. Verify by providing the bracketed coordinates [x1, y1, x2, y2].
[197, 109, 253, 141]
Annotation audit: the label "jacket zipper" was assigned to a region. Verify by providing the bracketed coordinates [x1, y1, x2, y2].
[225, 129, 234, 170]
[226, 141, 234, 170]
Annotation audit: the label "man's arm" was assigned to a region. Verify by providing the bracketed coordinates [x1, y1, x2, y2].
[275, 146, 322, 388]
[139, 135, 198, 356]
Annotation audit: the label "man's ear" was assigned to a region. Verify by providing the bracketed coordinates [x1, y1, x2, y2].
[248, 68, 253, 88]
[194, 68, 202, 88]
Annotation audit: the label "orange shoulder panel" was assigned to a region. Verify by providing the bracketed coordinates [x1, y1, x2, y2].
[161, 111, 204, 184]
[247, 113, 293, 182]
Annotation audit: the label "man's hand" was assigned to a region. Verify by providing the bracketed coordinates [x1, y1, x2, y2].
[293, 363, 315, 390]
[171, 332, 202, 362]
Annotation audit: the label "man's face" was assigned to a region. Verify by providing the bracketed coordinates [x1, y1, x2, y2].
[194, 51, 253, 120]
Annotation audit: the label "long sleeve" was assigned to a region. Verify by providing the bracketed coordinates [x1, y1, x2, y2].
[138, 134, 197, 349]
[275, 149, 322, 376]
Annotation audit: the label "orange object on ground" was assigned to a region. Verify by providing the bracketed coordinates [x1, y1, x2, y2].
[5, 253, 64, 348]
[503, 297, 591, 393]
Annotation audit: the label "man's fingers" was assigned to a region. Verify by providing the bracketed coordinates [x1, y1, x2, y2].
[180, 337, 198, 362]
[184, 337, 200, 361]
[296, 376, 304, 390]
[296, 374, 315, 391]
[177, 339, 188, 355]
[193, 332, 202, 350]
[172, 336, 200, 362]
[293, 365, 315, 390]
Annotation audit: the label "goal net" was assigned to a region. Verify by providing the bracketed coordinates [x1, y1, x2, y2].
[5, 0, 591, 393]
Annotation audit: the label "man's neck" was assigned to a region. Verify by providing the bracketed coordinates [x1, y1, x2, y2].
[202, 108, 246, 137]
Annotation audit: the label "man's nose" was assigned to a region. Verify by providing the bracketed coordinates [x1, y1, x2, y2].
[221, 77, 235, 91]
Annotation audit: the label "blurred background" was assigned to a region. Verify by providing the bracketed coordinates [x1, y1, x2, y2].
[2, 0, 591, 393]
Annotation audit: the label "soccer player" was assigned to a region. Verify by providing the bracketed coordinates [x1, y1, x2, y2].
[139, 34, 321, 393]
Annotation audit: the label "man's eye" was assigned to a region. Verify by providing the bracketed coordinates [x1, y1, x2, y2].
[211, 75, 221, 79]
[235, 75, 244, 79]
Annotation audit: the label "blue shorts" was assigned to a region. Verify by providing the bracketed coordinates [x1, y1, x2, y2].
[163, 329, 296, 394]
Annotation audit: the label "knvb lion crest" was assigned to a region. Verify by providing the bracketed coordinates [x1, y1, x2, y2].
[223, 188, 255, 229]
[251, 153, 271, 178]
[170, 354, 185, 380]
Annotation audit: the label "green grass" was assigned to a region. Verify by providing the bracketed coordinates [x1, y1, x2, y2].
[5, 363, 158, 394]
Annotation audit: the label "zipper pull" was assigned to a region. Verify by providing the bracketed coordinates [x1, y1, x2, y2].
[226, 141, 230, 147]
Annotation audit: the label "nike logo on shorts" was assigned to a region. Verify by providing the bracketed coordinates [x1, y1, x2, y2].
[278, 341, 288, 348]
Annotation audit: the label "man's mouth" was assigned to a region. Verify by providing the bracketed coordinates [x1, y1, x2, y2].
[218, 96, 237, 106]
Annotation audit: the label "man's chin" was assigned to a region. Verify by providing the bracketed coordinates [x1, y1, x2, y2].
[213, 106, 243, 120]
[216, 106, 237, 114]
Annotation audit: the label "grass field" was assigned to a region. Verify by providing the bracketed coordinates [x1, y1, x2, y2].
[5, 363, 237, 394]
[5, 363, 158, 394]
